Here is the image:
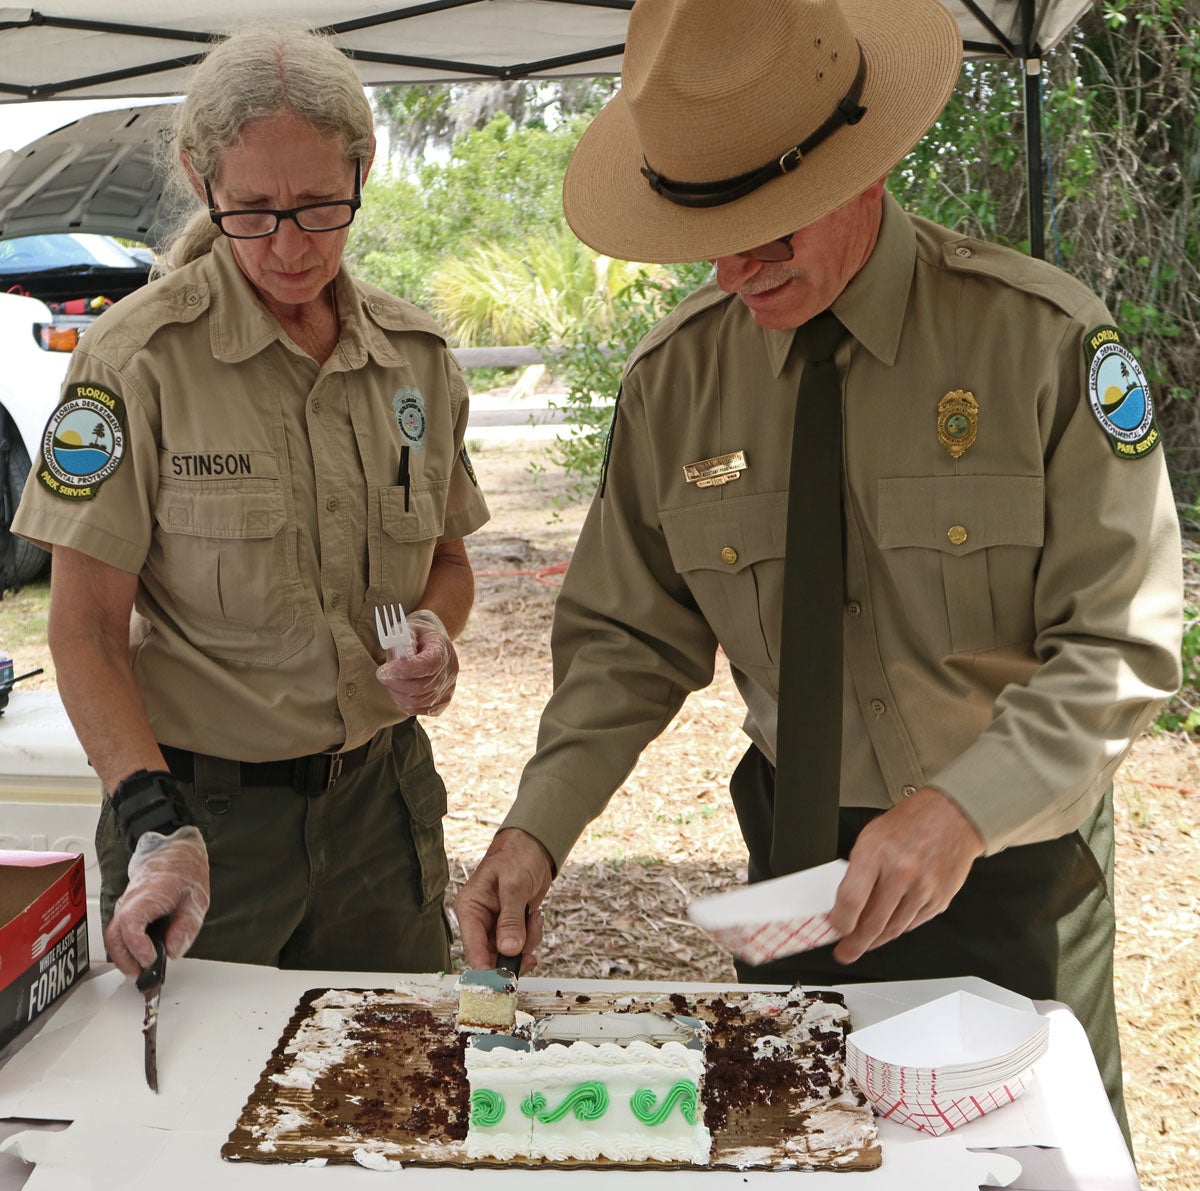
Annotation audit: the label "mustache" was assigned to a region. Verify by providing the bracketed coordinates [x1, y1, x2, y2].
[737, 266, 805, 296]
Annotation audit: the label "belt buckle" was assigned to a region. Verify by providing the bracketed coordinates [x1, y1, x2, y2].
[291, 753, 334, 797]
[325, 751, 346, 791]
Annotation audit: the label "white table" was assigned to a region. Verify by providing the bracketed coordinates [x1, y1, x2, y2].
[0, 962, 1140, 1190]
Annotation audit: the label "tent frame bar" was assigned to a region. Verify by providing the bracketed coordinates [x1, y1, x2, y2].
[0, 2, 632, 98]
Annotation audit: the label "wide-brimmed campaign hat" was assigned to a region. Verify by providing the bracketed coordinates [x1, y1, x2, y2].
[563, 0, 963, 263]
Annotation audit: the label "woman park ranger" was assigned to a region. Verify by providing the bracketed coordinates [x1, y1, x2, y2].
[13, 25, 489, 975]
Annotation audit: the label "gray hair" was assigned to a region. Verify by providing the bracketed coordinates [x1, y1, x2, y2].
[159, 24, 374, 271]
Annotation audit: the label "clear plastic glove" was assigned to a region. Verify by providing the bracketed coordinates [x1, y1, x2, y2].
[375, 608, 459, 716]
[104, 825, 210, 977]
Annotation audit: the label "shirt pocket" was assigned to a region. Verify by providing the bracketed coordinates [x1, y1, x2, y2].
[358, 481, 448, 648]
[660, 492, 789, 683]
[877, 475, 1044, 654]
[150, 479, 311, 665]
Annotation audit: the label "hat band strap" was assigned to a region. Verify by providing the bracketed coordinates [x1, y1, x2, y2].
[640, 44, 868, 210]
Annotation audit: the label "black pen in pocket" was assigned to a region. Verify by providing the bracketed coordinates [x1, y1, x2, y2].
[398, 444, 411, 512]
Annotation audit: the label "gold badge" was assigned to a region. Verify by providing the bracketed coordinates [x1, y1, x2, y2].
[683, 450, 748, 488]
[937, 390, 978, 458]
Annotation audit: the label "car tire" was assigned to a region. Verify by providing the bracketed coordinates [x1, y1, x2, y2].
[1, 412, 50, 589]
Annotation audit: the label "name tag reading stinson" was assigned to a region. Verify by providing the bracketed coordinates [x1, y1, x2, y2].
[683, 450, 748, 488]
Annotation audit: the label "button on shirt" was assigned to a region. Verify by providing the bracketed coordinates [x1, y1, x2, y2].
[14, 237, 489, 759]
[501, 191, 1182, 865]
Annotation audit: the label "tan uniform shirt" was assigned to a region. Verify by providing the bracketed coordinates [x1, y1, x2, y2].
[14, 237, 489, 759]
[503, 191, 1182, 865]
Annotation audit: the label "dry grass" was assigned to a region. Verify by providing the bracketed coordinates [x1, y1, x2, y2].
[2, 433, 1196, 1188]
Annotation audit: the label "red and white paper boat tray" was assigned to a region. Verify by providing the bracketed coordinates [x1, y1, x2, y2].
[685, 860, 849, 964]
[846, 990, 1050, 1136]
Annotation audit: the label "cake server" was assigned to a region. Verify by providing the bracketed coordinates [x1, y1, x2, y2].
[495, 904, 529, 978]
[135, 916, 169, 1093]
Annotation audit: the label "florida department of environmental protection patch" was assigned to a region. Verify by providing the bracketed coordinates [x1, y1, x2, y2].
[391, 386, 427, 453]
[459, 445, 478, 486]
[1084, 325, 1160, 460]
[37, 382, 127, 500]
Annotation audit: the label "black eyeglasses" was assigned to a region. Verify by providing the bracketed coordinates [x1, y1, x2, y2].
[736, 233, 796, 263]
[206, 160, 362, 239]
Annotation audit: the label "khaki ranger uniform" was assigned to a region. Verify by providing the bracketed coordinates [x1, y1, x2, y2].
[501, 192, 1183, 1129]
[14, 236, 489, 970]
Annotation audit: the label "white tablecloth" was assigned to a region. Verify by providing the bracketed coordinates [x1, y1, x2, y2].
[0, 962, 1140, 1190]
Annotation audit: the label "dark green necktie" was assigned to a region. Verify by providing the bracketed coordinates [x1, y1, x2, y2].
[770, 311, 847, 877]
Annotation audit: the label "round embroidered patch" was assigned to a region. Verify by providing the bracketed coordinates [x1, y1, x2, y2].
[391, 386, 426, 453]
[1084, 325, 1160, 459]
[37, 383, 127, 500]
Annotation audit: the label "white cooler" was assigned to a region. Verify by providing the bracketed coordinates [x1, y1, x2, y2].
[0, 689, 104, 957]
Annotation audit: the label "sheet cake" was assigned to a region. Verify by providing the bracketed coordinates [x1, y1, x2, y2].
[222, 982, 881, 1172]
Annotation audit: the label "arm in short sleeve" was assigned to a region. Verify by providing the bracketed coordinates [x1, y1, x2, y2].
[439, 351, 490, 542]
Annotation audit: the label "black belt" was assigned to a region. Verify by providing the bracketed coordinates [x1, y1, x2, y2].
[160, 738, 375, 797]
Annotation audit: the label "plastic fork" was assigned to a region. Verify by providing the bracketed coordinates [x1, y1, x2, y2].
[32, 913, 71, 962]
[374, 602, 413, 659]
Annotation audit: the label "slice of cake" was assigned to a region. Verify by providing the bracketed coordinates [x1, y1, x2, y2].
[456, 969, 517, 1031]
[464, 1012, 711, 1164]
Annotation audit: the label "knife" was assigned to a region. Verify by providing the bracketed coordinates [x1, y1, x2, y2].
[135, 916, 169, 1093]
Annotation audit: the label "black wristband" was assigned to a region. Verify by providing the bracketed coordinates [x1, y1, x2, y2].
[110, 768, 196, 850]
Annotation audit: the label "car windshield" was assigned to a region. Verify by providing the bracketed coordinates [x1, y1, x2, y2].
[0, 233, 148, 275]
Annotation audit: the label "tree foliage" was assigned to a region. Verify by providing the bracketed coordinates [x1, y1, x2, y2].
[371, 79, 616, 162]
[346, 112, 584, 307]
[428, 230, 657, 347]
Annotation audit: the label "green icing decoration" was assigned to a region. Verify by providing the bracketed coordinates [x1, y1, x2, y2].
[521, 1082, 609, 1122]
[630, 1081, 699, 1126]
[470, 1088, 506, 1127]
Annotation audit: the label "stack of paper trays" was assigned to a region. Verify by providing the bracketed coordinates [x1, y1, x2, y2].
[685, 860, 848, 964]
[846, 991, 1049, 1135]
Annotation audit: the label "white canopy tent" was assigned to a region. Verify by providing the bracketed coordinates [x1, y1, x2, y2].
[0, 0, 1095, 254]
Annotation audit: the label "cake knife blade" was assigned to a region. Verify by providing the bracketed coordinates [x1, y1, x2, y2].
[135, 917, 169, 1093]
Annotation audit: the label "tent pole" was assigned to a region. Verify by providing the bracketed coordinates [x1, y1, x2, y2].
[1024, 57, 1046, 260]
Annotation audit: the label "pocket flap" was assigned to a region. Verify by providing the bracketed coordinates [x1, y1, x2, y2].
[661, 492, 789, 574]
[381, 482, 448, 544]
[878, 475, 1044, 555]
[154, 480, 286, 539]
[398, 758, 448, 826]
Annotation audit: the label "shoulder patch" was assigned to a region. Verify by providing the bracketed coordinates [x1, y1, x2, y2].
[459, 445, 478, 487]
[1083, 325, 1160, 460]
[598, 385, 624, 499]
[37, 382, 128, 500]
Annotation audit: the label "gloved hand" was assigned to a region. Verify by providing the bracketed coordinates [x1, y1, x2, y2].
[375, 609, 459, 717]
[104, 826, 210, 976]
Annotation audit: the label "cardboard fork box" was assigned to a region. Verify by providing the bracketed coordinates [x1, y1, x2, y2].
[0, 851, 89, 1050]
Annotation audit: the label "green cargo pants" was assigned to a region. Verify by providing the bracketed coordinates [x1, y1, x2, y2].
[97, 720, 451, 972]
[729, 744, 1130, 1149]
